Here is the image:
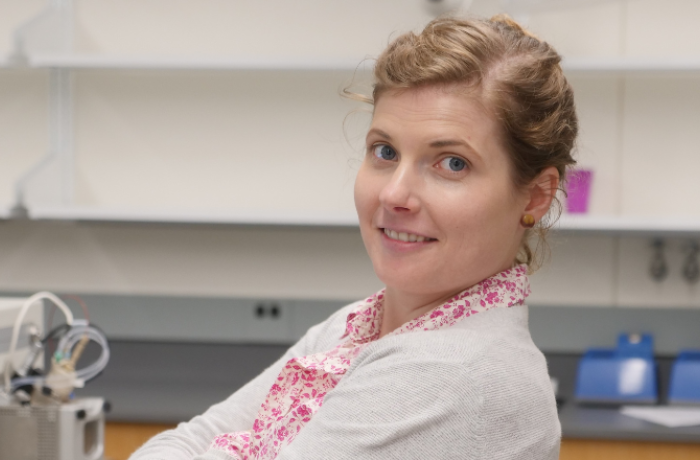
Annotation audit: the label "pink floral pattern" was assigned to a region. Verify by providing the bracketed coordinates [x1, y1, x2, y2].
[208, 265, 530, 459]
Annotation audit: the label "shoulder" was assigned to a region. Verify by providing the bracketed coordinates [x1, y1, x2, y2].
[357, 306, 552, 398]
[340, 305, 560, 458]
[353, 305, 543, 370]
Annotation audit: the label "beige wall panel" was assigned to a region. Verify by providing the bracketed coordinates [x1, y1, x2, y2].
[467, 0, 506, 18]
[0, 0, 46, 56]
[626, 0, 700, 58]
[73, 0, 434, 58]
[74, 70, 368, 214]
[0, 221, 382, 300]
[0, 220, 625, 307]
[528, 235, 617, 306]
[566, 76, 621, 215]
[526, 2, 624, 57]
[617, 237, 700, 308]
[0, 70, 49, 208]
[620, 77, 700, 217]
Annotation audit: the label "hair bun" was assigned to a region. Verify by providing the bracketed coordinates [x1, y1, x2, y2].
[490, 13, 541, 41]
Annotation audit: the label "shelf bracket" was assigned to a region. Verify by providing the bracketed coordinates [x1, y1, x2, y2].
[9, 0, 75, 218]
[649, 239, 668, 282]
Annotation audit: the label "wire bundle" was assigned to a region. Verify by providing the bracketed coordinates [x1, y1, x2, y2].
[2, 292, 109, 399]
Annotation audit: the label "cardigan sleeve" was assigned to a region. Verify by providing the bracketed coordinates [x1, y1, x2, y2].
[271, 344, 483, 460]
[190, 350, 478, 460]
[187, 309, 559, 460]
[128, 303, 355, 460]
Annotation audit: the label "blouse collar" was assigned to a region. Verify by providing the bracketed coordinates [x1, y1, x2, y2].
[342, 264, 530, 343]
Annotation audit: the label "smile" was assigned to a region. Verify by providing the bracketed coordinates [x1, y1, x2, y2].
[382, 228, 437, 243]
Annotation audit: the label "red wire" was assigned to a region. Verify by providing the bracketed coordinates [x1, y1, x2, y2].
[61, 294, 90, 322]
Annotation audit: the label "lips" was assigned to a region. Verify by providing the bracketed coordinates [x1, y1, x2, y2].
[381, 228, 437, 243]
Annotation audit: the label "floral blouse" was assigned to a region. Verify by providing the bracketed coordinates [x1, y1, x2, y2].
[208, 264, 530, 459]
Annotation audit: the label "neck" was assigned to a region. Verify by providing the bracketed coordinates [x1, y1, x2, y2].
[378, 286, 459, 338]
[378, 262, 522, 338]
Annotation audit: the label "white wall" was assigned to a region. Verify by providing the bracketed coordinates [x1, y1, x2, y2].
[0, 221, 381, 300]
[0, 0, 698, 308]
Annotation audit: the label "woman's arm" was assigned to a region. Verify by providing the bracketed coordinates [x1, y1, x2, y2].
[128, 302, 355, 460]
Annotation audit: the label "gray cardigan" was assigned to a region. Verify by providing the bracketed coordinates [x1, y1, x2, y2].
[130, 303, 560, 460]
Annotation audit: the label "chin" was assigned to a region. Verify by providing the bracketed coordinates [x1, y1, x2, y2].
[374, 264, 439, 295]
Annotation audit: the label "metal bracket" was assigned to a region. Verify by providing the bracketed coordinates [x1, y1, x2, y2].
[649, 239, 668, 282]
[682, 241, 699, 284]
[9, 0, 75, 217]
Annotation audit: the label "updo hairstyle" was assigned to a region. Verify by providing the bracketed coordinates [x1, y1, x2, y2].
[353, 15, 579, 270]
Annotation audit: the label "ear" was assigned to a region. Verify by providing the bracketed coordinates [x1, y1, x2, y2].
[524, 166, 560, 221]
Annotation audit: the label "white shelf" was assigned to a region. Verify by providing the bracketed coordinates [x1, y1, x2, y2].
[3, 205, 699, 235]
[27, 54, 368, 71]
[27, 205, 360, 227]
[556, 214, 700, 236]
[0, 54, 696, 74]
[561, 57, 700, 74]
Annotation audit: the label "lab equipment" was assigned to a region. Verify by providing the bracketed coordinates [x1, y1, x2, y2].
[0, 396, 106, 460]
[575, 333, 658, 405]
[0, 297, 45, 381]
[668, 350, 700, 405]
[1, 292, 110, 460]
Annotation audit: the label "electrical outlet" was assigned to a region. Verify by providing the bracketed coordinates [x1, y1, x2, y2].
[253, 302, 282, 320]
[239, 300, 291, 343]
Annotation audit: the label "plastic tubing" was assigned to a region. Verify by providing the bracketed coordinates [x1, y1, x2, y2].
[10, 324, 110, 392]
[4, 292, 74, 393]
[56, 325, 110, 382]
[8, 376, 44, 391]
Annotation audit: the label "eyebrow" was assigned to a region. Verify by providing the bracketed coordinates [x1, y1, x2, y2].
[429, 139, 468, 148]
[430, 138, 482, 162]
[366, 128, 392, 141]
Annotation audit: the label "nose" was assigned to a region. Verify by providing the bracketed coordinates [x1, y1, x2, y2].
[378, 164, 421, 214]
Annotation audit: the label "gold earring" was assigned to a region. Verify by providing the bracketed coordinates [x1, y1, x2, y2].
[521, 214, 535, 228]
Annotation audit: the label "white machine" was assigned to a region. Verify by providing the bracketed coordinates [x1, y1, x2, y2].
[0, 297, 44, 379]
[0, 293, 109, 460]
[0, 397, 105, 460]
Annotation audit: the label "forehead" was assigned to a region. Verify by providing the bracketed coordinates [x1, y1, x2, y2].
[370, 84, 499, 139]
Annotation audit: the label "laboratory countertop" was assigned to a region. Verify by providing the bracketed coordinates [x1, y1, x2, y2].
[559, 404, 700, 443]
[75, 341, 700, 443]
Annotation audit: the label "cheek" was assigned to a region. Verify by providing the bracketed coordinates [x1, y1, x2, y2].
[439, 185, 521, 248]
[354, 163, 379, 220]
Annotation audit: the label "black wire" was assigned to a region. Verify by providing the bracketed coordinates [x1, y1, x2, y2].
[41, 323, 71, 344]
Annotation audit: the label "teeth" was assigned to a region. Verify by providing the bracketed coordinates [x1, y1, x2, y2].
[383, 228, 430, 243]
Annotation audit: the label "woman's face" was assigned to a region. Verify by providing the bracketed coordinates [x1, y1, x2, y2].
[354, 85, 530, 298]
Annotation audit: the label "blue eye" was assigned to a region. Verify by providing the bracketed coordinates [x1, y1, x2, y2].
[373, 144, 397, 161]
[440, 157, 467, 172]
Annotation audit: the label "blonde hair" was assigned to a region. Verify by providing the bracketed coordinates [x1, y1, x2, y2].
[349, 15, 578, 271]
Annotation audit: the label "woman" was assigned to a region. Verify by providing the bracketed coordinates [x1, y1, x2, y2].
[131, 14, 577, 460]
